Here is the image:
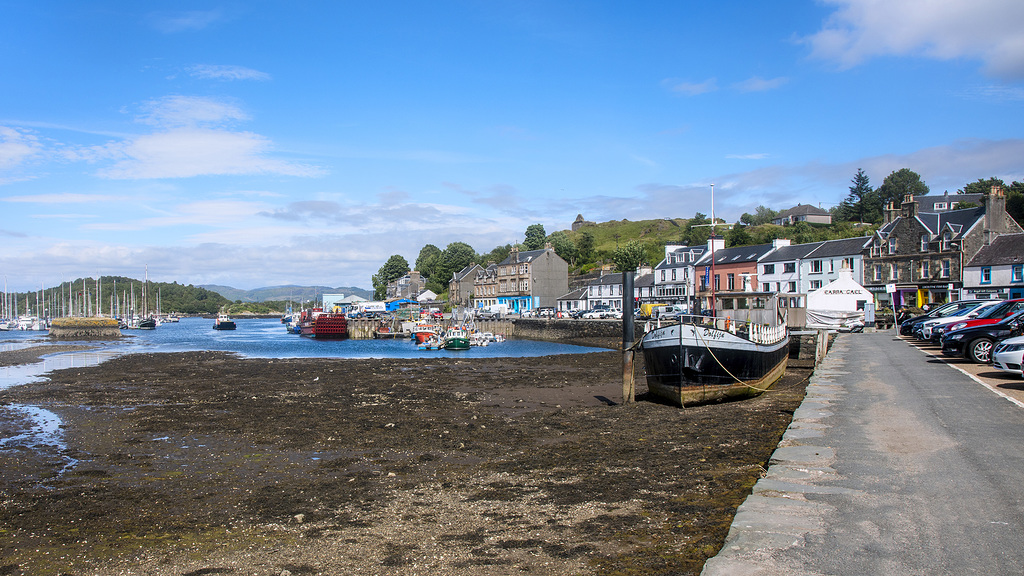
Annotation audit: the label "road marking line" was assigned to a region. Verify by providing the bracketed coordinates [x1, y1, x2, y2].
[904, 338, 1024, 409]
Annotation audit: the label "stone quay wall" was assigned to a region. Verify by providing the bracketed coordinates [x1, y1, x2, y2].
[48, 318, 122, 340]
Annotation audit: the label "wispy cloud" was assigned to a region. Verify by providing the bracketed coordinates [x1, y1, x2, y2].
[2, 192, 120, 204]
[189, 65, 271, 82]
[954, 85, 1024, 102]
[734, 76, 789, 92]
[0, 126, 43, 177]
[664, 78, 718, 96]
[802, 0, 1024, 80]
[58, 96, 325, 180]
[726, 153, 770, 160]
[149, 10, 224, 34]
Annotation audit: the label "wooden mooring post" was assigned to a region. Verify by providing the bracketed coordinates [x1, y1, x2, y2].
[622, 271, 636, 404]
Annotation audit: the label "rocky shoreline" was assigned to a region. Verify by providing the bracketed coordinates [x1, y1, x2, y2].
[0, 344, 810, 576]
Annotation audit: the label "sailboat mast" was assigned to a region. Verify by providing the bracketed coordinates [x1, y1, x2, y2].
[710, 183, 716, 315]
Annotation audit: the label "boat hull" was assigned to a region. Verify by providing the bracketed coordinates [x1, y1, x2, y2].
[444, 337, 470, 350]
[641, 322, 789, 407]
[312, 314, 348, 339]
[213, 321, 236, 330]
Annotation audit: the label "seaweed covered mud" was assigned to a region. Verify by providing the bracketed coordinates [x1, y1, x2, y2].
[0, 347, 810, 576]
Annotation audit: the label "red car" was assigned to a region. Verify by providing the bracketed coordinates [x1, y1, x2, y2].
[942, 298, 1024, 334]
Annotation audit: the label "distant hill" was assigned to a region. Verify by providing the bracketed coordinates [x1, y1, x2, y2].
[199, 284, 373, 303]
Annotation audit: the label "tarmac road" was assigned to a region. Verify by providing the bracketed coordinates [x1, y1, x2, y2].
[703, 329, 1024, 575]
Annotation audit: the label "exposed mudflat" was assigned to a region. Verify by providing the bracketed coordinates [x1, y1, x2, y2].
[0, 347, 809, 576]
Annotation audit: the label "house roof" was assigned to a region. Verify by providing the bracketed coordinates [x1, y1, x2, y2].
[655, 245, 707, 269]
[777, 204, 829, 218]
[966, 233, 1024, 267]
[695, 242, 777, 266]
[451, 263, 482, 282]
[760, 242, 822, 263]
[499, 248, 555, 266]
[635, 273, 655, 287]
[806, 236, 872, 258]
[877, 206, 985, 241]
[915, 192, 984, 210]
[557, 287, 588, 301]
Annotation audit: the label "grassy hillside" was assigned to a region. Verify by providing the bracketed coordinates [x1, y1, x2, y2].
[199, 284, 373, 303]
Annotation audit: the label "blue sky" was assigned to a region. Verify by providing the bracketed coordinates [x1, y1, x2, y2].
[2, 1, 1023, 292]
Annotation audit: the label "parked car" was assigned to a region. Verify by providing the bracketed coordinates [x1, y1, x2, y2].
[477, 310, 501, 320]
[941, 298, 1024, 335]
[941, 309, 1024, 363]
[536, 307, 555, 318]
[992, 335, 1024, 378]
[901, 300, 986, 338]
[920, 300, 999, 342]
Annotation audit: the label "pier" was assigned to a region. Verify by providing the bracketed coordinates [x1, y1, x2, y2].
[703, 330, 1024, 575]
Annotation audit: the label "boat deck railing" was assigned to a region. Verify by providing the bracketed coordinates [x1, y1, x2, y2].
[649, 314, 788, 346]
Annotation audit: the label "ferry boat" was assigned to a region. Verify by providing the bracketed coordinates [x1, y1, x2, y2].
[297, 308, 348, 339]
[213, 313, 236, 330]
[640, 315, 788, 406]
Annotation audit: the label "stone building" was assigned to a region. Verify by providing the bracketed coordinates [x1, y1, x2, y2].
[473, 245, 569, 313]
[863, 187, 1022, 308]
[448, 263, 483, 307]
[772, 204, 832, 226]
[571, 214, 595, 231]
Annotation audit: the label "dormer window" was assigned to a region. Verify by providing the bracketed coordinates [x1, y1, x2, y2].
[888, 237, 898, 254]
[934, 202, 948, 210]
[942, 232, 952, 251]
[920, 235, 929, 252]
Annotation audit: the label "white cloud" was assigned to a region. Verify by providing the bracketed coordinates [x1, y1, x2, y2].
[726, 153, 770, 160]
[136, 95, 249, 128]
[0, 126, 43, 176]
[734, 76, 789, 92]
[94, 128, 323, 179]
[189, 65, 271, 82]
[2, 192, 119, 204]
[804, 0, 1024, 79]
[664, 78, 718, 96]
[149, 10, 224, 33]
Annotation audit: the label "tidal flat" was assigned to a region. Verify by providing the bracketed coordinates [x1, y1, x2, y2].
[0, 347, 809, 576]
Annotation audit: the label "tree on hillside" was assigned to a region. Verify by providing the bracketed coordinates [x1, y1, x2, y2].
[371, 255, 410, 300]
[479, 244, 512, 266]
[612, 240, 646, 272]
[574, 230, 595, 262]
[876, 168, 929, 213]
[681, 212, 712, 246]
[835, 168, 877, 223]
[739, 205, 778, 226]
[1008, 181, 1024, 226]
[547, 231, 578, 266]
[958, 177, 1005, 195]
[431, 242, 477, 294]
[523, 224, 547, 250]
[415, 244, 442, 279]
[726, 222, 753, 246]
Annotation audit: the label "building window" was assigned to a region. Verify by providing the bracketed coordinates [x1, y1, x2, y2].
[934, 202, 948, 210]
[714, 274, 720, 291]
[921, 260, 930, 279]
[890, 263, 898, 281]
[888, 237, 898, 254]
[920, 235, 929, 252]
[788, 281, 797, 292]
[762, 282, 771, 291]
[942, 232, 952, 251]
[871, 240, 881, 257]
[1014, 265, 1024, 283]
[763, 264, 775, 274]
[843, 257, 855, 270]
[727, 273, 735, 290]
[874, 265, 882, 282]
[671, 268, 676, 281]
[941, 259, 951, 278]
[981, 267, 992, 284]
[830, 260, 835, 273]
[661, 270, 666, 281]
[811, 260, 823, 273]
[810, 280, 823, 290]
[784, 262, 796, 274]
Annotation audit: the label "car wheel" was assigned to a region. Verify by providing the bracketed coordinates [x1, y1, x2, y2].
[967, 338, 994, 363]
